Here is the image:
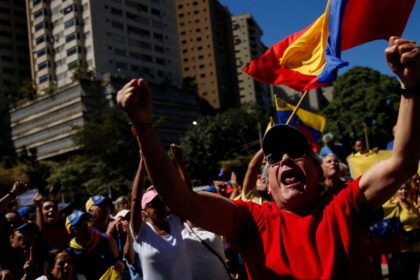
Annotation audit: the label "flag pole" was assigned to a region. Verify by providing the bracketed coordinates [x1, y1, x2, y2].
[286, 90, 309, 125]
[363, 122, 370, 151]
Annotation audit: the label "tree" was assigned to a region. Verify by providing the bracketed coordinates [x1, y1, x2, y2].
[181, 106, 263, 185]
[322, 67, 400, 150]
[48, 106, 139, 199]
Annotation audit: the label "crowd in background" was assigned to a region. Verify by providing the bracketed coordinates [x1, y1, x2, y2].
[1, 131, 420, 280]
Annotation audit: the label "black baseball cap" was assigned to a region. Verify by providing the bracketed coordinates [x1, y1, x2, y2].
[262, 125, 312, 162]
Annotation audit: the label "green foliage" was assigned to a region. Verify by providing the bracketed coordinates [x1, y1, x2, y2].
[181, 106, 262, 185]
[322, 67, 400, 150]
[17, 79, 37, 101]
[48, 106, 139, 198]
[71, 66, 95, 82]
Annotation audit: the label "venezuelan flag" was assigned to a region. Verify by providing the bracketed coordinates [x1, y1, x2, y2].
[243, 0, 415, 92]
[275, 96, 326, 151]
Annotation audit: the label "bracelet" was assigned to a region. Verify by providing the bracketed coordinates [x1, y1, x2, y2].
[400, 84, 420, 97]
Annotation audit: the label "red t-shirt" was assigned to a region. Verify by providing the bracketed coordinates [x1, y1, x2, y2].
[231, 178, 375, 280]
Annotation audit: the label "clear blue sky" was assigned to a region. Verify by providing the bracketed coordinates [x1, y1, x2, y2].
[220, 0, 420, 77]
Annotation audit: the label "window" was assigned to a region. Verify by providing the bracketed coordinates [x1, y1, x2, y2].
[65, 32, 80, 43]
[34, 8, 48, 19]
[156, 58, 165, 65]
[141, 55, 152, 62]
[111, 7, 123, 16]
[39, 74, 49, 84]
[153, 33, 163, 41]
[154, 45, 164, 53]
[62, 5, 75, 15]
[1, 55, 13, 62]
[112, 21, 124, 29]
[115, 62, 127, 70]
[151, 8, 161, 16]
[137, 3, 148, 12]
[64, 18, 80, 29]
[37, 48, 48, 57]
[66, 46, 81, 56]
[35, 35, 46, 45]
[38, 61, 49, 71]
[0, 31, 12, 38]
[114, 48, 126, 56]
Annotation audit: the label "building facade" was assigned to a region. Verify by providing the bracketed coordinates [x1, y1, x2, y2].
[27, 0, 182, 94]
[232, 13, 271, 113]
[176, 0, 239, 109]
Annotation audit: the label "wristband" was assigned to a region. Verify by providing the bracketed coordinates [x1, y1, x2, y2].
[400, 84, 420, 97]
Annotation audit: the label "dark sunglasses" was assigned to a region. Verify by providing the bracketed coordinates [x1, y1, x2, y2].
[266, 146, 307, 165]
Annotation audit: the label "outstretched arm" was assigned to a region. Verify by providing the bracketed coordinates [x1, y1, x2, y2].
[242, 149, 264, 198]
[360, 37, 420, 208]
[130, 151, 145, 236]
[0, 181, 27, 213]
[117, 79, 238, 238]
[170, 144, 193, 190]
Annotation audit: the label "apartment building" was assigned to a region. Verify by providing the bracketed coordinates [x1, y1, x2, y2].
[0, 1, 30, 105]
[176, 0, 239, 109]
[27, 0, 182, 93]
[232, 13, 271, 113]
[8, 0, 199, 160]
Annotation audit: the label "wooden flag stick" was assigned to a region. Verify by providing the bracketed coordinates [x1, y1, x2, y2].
[286, 90, 310, 125]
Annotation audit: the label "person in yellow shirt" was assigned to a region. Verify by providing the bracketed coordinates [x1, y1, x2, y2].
[383, 180, 420, 280]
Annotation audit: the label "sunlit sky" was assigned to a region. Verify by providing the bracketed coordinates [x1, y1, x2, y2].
[220, 0, 420, 77]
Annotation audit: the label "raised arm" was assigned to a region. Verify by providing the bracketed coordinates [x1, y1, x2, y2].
[360, 37, 420, 208]
[170, 144, 192, 190]
[0, 181, 27, 213]
[130, 152, 145, 236]
[242, 149, 265, 198]
[117, 79, 237, 237]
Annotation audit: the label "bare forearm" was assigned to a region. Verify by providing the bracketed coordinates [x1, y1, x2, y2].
[361, 95, 420, 207]
[130, 153, 144, 235]
[243, 149, 264, 195]
[134, 127, 192, 215]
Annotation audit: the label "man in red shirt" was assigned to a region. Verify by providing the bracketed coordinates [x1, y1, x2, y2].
[117, 37, 420, 279]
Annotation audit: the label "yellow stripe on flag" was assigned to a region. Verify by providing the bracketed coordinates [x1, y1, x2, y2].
[275, 97, 326, 132]
[279, 0, 331, 76]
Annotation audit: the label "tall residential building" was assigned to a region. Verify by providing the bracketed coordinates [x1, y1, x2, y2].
[176, 0, 239, 109]
[0, 1, 30, 105]
[0, 1, 31, 159]
[232, 13, 271, 113]
[27, 0, 182, 93]
[8, 0, 198, 160]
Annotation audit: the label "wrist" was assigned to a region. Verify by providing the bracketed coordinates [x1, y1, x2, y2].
[131, 122, 152, 136]
[8, 191, 16, 199]
[400, 82, 420, 97]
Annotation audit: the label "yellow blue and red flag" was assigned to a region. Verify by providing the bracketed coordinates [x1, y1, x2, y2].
[275, 96, 326, 152]
[243, 0, 415, 92]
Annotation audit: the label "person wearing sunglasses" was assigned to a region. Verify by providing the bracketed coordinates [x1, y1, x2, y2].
[117, 36, 420, 279]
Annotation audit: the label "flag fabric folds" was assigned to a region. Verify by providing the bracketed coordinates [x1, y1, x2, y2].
[243, 0, 415, 92]
[275, 96, 326, 151]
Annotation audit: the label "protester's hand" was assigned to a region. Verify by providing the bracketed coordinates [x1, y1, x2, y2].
[115, 260, 125, 275]
[33, 192, 43, 208]
[170, 144, 183, 163]
[116, 78, 152, 124]
[106, 219, 118, 236]
[385, 37, 420, 89]
[230, 172, 239, 191]
[0, 270, 12, 280]
[11, 181, 28, 197]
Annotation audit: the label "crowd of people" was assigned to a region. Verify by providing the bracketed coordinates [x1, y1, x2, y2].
[0, 36, 419, 279]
